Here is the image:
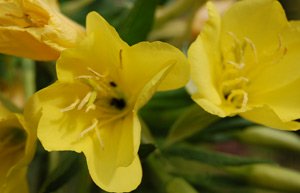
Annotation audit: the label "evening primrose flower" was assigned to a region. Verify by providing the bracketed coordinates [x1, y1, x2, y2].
[0, 104, 36, 193]
[24, 12, 189, 192]
[0, 0, 85, 61]
[188, 0, 300, 130]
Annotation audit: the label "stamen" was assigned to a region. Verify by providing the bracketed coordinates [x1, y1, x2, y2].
[227, 89, 248, 110]
[87, 91, 97, 107]
[226, 61, 245, 69]
[60, 99, 80, 112]
[119, 49, 123, 69]
[86, 79, 101, 91]
[76, 75, 99, 80]
[84, 91, 98, 112]
[79, 119, 98, 138]
[78, 92, 92, 110]
[227, 32, 240, 43]
[88, 67, 105, 78]
[85, 104, 96, 113]
[244, 37, 258, 63]
[270, 35, 288, 64]
[221, 77, 249, 95]
[95, 128, 104, 149]
[98, 109, 129, 127]
[78, 119, 105, 149]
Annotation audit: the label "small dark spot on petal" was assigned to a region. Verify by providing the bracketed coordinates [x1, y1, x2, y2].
[109, 81, 117, 87]
[110, 98, 126, 110]
[293, 119, 300, 122]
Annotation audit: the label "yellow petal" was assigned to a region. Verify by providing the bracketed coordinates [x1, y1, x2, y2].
[16, 114, 36, 165]
[33, 82, 92, 152]
[24, 81, 88, 131]
[191, 97, 226, 117]
[38, 104, 95, 152]
[240, 105, 300, 131]
[246, 22, 300, 96]
[221, 0, 288, 54]
[0, 106, 35, 193]
[0, 115, 27, 173]
[85, 151, 142, 192]
[0, 27, 60, 60]
[1, 167, 29, 193]
[188, 2, 223, 114]
[249, 78, 300, 123]
[37, 99, 142, 192]
[86, 11, 127, 52]
[82, 113, 141, 192]
[121, 41, 189, 103]
[0, 0, 85, 60]
[57, 11, 128, 82]
[133, 63, 175, 110]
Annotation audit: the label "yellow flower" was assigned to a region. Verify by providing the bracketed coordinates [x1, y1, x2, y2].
[0, 104, 36, 193]
[24, 12, 189, 192]
[188, 0, 300, 130]
[0, 0, 85, 61]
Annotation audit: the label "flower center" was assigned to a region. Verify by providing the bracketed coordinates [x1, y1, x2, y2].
[219, 33, 257, 111]
[60, 67, 128, 149]
[61, 67, 127, 114]
[219, 32, 287, 113]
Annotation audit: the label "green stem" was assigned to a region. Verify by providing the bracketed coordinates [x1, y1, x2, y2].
[22, 59, 36, 100]
[146, 154, 173, 193]
[155, 0, 207, 27]
[61, 0, 94, 15]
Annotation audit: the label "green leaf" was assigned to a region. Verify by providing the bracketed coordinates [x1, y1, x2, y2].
[235, 126, 300, 153]
[165, 105, 220, 146]
[143, 88, 193, 109]
[188, 116, 254, 142]
[38, 152, 80, 193]
[117, 0, 158, 45]
[167, 158, 285, 193]
[140, 88, 193, 136]
[164, 144, 273, 167]
[139, 144, 156, 159]
[226, 164, 300, 193]
[166, 178, 199, 193]
[146, 154, 199, 193]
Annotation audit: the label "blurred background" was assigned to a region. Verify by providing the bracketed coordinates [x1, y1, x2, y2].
[1, 0, 300, 193]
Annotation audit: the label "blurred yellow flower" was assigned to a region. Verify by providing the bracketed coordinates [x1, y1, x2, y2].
[0, 104, 36, 193]
[188, 0, 300, 130]
[25, 12, 189, 192]
[0, 0, 85, 61]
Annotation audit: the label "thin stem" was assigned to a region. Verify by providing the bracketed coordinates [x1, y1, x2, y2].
[155, 0, 207, 28]
[22, 59, 36, 100]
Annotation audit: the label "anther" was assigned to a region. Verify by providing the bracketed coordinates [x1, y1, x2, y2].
[227, 89, 248, 110]
[78, 92, 92, 110]
[87, 67, 104, 78]
[95, 128, 104, 149]
[79, 119, 98, 138]
[60, 99, 80, 112]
